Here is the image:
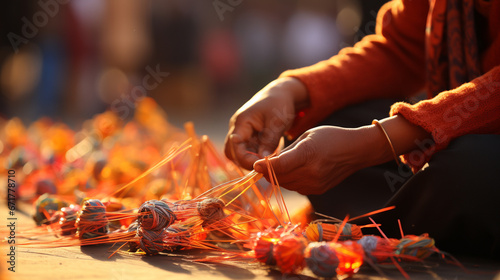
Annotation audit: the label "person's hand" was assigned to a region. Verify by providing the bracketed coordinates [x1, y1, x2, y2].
[253, 116, 432, 195]
[224, 77, 309, 170]
[253, 125, 388, 195]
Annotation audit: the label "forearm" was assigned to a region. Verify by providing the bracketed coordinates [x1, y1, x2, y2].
[269, 77, 310, 112]
[363, 115, 432, 167]
[282, 0, 429, 139]
[389, 65, 500, 171]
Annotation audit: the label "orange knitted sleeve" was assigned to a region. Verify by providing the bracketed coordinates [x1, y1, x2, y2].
[279, 0, 429, 139]
[390, 65, 500, 171]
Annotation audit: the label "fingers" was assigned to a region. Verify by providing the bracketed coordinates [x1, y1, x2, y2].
[253, 140, 308, 175]
[225, 116, 284, 170]
[225, 133, 259, 170]
[256, 130, 280, 159]
[224, 120, 254, 160]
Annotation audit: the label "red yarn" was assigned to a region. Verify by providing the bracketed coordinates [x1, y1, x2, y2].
[58, 204, 81, 236]
[334, 241, 364, 277]
[253, 228, 283, 265]
[273, 233, 308, 274]
[358, 235, 396, 263]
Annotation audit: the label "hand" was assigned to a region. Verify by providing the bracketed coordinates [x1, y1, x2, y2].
[253, 125, 387, 195]
[224, 77, 309, 170]
[253, 116, 432, 195]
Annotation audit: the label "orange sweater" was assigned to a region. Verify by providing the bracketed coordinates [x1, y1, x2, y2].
[280, 0, 500, 171]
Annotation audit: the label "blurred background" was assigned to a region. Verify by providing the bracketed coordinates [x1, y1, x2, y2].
[0, 0, 389, 147]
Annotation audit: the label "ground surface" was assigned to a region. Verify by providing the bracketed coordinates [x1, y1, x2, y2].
[1, 192, 499, 280]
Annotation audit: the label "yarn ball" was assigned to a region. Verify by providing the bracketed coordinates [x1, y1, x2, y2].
[305, 222, 363, 242]
[163, 225, 186, 251]
[358, 235, 395, 263]
[137, 227, 167, 255]
[304, 242, 339, 278]
[338, 223, 363, 240]
[253, 228, 283, 265]
[273, 233, 308, 274]
[396, 234, 435, 259]
[334, 240, 364, 276]
[305, 223, 324, 242]
[33, 193, 69, 225]
[127, 220, 140, 252]
[75, 199, 109, 240]
[58, 204, 81, 236]
[197, 198, 226, 226]
[138, 200, 176, 231]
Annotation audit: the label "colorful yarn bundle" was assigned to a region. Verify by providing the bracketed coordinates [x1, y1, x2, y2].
[395, 234, 436, 259]
[163, 226, 188, 251]
[357, 235, 396, 263]
[333, 240, 364, 276]
[273, 233, 308, 274]
[305, 222, 363, 242]
[304, 242, 339, 278]
[57, 204, 81, 236]
[134, 200, 184, 255]
[197, 198, 226, 226]
[138, 200, 177, 231]
[137, 227, 168, 255]
[75, 199, 109, 240]
[252, 228, 284, 265]
[33, 194, 69, 225]
[127, 221, 140, 252]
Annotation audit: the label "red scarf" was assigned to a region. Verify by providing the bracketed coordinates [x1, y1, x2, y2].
[426, 0, 482, 97]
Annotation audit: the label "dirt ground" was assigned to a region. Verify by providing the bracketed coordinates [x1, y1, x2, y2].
[1, 192, 499, 280]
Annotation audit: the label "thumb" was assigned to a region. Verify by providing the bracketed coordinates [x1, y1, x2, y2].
[257, 129, 282, 159]
[253, 145, 305, 175]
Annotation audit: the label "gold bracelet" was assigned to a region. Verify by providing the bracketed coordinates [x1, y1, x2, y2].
[372, 119, 401, 166]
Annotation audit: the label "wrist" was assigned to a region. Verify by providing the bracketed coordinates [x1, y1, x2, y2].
[272, 77, 310, 111]
[361, 115, 433, 167]
[358, 124, 396, 167]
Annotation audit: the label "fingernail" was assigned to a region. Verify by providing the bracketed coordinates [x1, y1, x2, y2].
[230, 134, 241, 142]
